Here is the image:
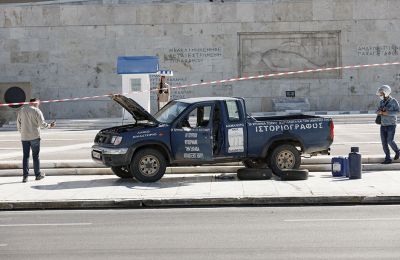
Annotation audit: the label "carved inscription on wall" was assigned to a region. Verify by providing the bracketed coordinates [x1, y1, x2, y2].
[239, 32, 341, 79]
[357, 45, 400, 56]
[164, 47, 223, 64]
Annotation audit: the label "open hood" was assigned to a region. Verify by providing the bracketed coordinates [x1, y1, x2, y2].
[112, 94, 158, 124]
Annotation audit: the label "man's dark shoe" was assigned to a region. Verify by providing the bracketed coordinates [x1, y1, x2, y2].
[394, 151, 400, 160]
[381, 159, 392, 164]
[35, 174, 45, 181]
[22, 176, 28, 183]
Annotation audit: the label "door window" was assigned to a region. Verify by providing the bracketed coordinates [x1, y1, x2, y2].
[225, 100, 241, 122]
[181, 105, 212, 128]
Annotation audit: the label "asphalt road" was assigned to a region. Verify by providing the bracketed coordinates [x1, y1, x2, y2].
[0, 122, 394, 161]
[0, 206, 399, 259]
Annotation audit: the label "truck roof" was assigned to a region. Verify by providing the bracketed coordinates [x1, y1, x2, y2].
[177, 97, 239, 104]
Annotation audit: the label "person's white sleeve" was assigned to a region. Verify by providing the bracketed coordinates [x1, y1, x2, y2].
[17, 110, 22, 133]
[37, 109, 50, 129]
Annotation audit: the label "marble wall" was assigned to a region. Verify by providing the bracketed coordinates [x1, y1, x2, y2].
[0, 0, 400, 120]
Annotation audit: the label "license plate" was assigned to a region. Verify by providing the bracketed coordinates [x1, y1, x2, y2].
[92, 151, 101, 159]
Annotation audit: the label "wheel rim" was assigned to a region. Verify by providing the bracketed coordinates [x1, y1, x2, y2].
[276, 150, 295, 169]
[138, 155, 160, 177]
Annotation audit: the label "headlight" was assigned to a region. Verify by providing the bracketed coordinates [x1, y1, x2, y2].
[111, 136, 123, 145]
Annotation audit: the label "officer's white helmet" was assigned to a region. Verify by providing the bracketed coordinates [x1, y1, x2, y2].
[376, 85, 391, 97]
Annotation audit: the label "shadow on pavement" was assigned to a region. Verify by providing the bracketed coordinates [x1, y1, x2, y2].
[0, 181, 24, 185]
[30, 174, 236, 190]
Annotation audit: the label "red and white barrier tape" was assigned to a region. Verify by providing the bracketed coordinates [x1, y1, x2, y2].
[1, 61, 400, 107]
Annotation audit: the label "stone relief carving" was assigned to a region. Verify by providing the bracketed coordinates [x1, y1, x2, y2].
[239, 32, 341, 79]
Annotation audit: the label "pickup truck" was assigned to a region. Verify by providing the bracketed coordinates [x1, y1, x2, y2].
[92, 95, 334, 182]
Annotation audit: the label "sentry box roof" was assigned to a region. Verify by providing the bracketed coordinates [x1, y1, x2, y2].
[117, 56, 160, 74]
[117, 56, 173, 76]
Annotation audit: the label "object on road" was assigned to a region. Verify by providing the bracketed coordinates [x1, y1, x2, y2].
[215, 173, 235, 180]
[279, 169, 309, 181]
[349, 147, 362, 179]
[331, 156, 349, 177]
[237, 168, 273, 180]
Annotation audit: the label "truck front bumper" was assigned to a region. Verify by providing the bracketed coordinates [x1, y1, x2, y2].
[91, 145, 131, 167]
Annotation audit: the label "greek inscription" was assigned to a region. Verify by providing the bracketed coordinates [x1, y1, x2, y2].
[357, 45, 400, 56]
[164, 47, 223, 64]
[132, 133, 157, 139]
[185, 139, 198, 145]
[254, 122, 324, 133]
[185, 133, 198, 138]
[184, 153, 204, 159]
[185, 146, 200, 152]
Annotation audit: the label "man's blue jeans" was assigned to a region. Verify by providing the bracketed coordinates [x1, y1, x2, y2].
[380, 125, 399, 160]
[21, 138, 41, 177]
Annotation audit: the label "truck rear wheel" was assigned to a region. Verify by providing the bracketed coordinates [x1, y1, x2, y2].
[130, 148, 166, 183]
[270, 144, 301, 177]
[111, 166, 132, 179]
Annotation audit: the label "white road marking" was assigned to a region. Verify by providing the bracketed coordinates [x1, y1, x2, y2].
[0, 142, 93, 160]
[333, 142, 382, 145]
[0, 223, 92, 227]
[0, 243, 7, 247]
[284, 218, 400, 222]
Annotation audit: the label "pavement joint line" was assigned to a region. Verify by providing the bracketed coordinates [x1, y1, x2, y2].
[283, 218, 400, 222]
[0, 142, 92, 160]
[0, 139, 85, 141]
[0, 223, 92, 227]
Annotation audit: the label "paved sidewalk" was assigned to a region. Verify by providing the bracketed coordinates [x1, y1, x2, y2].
[1, 170, 400, 210]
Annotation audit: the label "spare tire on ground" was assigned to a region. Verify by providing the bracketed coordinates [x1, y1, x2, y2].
[279, 169, 309, 181]
[237, 168, 273, 180]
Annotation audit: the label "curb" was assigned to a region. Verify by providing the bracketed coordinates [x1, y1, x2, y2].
[0, 156, 395, 170]
[0, 166, 244, 177]
[2, 163, 400, 177]
[2, 196, 400, 210]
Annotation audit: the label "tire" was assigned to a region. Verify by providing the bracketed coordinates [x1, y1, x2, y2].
[237, 168, 273, 180]
[111, 166, 132, 179]
[130, 148, 167, 183]
[243, 159, 268, 169]
[279, 169, 309, 181]
[269, 144, 301, 177]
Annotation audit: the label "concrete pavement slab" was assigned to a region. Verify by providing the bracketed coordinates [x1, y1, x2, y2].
[1, 170, 400, 210]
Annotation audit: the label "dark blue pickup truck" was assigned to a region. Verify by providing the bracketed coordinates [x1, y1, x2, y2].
[92, 95, 333, 182]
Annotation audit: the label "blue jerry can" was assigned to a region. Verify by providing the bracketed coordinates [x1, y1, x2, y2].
[331, 157, 349, 177]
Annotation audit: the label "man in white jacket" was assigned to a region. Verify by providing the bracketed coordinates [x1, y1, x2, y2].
[17, 98, 55, 182]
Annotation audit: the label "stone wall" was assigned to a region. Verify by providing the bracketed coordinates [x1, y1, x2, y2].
[1, 0, 400, 119]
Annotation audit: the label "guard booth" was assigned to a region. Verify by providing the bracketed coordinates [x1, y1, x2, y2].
[117, 56, 173, 122]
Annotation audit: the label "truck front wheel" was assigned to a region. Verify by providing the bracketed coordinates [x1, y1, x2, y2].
[270, 144, 301, 177]
[130, 148, 167, 183]
[111, 166, 133, 179]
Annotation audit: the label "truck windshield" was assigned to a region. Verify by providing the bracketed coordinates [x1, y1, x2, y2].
[154, 101, 190, 124]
